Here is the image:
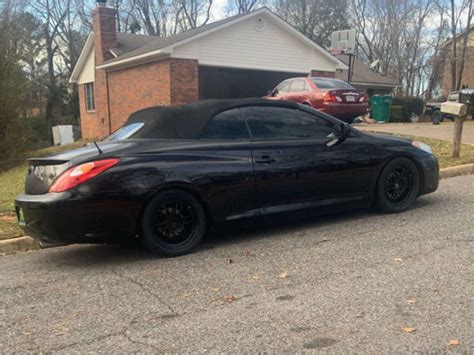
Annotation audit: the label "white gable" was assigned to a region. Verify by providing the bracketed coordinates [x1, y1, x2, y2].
[77, 46, 95, 84]
[170, 12, 340, 73]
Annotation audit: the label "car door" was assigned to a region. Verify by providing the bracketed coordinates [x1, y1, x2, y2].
[198, 108, 258, 221]
[285, 79, 310, 104]
[241, 106, 372, 213]
[273, 80, 291, 100]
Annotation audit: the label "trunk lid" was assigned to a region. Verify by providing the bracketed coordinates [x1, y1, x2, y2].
[24, 141, 128, 195]
[328, 89, 365, 104]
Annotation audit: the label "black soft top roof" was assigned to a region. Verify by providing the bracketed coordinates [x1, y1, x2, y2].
[125, 98, 299, 139]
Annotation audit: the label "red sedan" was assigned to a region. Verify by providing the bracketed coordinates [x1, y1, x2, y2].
[266, 77, 369, 123]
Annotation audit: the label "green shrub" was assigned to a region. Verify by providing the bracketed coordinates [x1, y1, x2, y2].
[392, 96, 425, 121]
[390, 105, 404, 122]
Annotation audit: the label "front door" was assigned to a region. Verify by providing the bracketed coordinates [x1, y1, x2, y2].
[241, 106, 372, 213]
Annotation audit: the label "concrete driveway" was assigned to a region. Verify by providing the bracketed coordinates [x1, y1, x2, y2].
[0, 176, 473, 352]
[356, 121, 474, 145]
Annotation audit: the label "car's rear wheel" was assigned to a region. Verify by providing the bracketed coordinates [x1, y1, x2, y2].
[432, 110, 444, 125]
[376, 158, 420, 213]
[141, 189, 206, 256]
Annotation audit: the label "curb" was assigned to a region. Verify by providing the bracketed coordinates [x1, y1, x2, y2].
[440, 163, 474, 179]
[0, 236, 40, 256]
[1, 164, 473, 256]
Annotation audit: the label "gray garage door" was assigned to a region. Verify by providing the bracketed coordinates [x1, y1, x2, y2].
[199, 66, 306, 100]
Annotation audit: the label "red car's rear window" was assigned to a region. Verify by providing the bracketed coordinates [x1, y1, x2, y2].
[312, 78, 354, 90]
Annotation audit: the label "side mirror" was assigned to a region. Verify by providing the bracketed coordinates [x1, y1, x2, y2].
[271, 89, 279, 97]
[326, 123, 351, 147]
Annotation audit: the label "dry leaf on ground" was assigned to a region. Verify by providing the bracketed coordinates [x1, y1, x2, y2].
[279, 271, 289, 279]
[406, 298, 417, 304]
[448, 339, 460, 346]
[401, 326, 416, 333]
[394, 258, 403, 262]
[223, 295, 237, 303]
[210, 287, 220, 292]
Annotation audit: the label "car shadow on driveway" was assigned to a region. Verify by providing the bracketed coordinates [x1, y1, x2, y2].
[40, 196, 438, 268]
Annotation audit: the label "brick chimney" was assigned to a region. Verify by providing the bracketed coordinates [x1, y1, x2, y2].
[92, 0, 117, 64]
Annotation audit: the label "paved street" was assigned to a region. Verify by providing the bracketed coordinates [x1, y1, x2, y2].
[1, 176, 473, 352]
[357, 121, 474, 144]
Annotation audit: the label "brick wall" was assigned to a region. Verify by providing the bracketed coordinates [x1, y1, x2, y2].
[106, 58, 199, 133]
[442, 44, 474, 95]
[107, 60, 172, 133]
[310, 70, 335, 78]
[78, 83, 107, 139]
[170, 59, 199, 105]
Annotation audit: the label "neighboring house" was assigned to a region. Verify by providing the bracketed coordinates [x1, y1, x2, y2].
[70, 2, 347, 139]
[440, 25, 474, 96]
[334, 55, 399, 96]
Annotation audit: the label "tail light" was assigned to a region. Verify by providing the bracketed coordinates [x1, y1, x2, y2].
[323, 91, 342, 103]
[49, 158, 120, 192]
[358, 94, 369, 103]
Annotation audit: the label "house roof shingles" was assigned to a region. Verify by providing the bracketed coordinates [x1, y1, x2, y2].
[335, 54, 399, 89]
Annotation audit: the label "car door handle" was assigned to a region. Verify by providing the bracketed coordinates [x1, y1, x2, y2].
[255, 155, 276, 164]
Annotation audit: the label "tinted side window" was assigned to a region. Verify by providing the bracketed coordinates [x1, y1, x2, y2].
[243, 107, 334, 140]
[200, 109, 249, 139]
[290, 79, 306, 92]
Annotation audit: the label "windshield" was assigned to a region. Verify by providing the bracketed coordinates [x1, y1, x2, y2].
[312, 78, 354, 90]
[104, 122, 144, 141]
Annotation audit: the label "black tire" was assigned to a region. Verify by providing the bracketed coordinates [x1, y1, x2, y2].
[376, 158, 421, 213]
[141, 189, 206, 256]
[432, 110, 444, 125]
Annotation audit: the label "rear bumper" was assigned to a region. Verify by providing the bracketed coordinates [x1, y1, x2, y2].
[419, 155, 439, 196]
[321, 102, 368, 119]
[15, 192, 141, 245]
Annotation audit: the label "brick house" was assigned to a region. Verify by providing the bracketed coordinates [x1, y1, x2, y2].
[70, 3, 347, 139]
[440, 26, 474, 95]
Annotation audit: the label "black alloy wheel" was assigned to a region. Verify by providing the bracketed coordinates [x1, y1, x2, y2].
[141, 190, 206, 256]
[376, 158, 420, 213]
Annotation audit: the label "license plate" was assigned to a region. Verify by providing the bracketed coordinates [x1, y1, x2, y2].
[345, 96, 356, 102]
[17, 208, 26, 227]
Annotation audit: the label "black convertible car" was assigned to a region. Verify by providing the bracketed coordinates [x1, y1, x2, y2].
[15, 99, 439, 256]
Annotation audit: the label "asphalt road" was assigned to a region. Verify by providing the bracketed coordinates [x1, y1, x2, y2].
[1, 176, 473, 352]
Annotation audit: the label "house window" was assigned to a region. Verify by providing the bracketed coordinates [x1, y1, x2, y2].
[84, 82, 95, 112]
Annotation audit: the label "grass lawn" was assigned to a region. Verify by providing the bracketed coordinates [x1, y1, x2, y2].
[369, 133, 474, 169]
[0, 136, 473, 240]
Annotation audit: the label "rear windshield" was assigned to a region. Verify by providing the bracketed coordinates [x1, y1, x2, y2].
[104, 122, 144, 141]
[312, 78, 354, 90]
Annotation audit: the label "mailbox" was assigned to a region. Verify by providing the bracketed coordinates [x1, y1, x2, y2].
[459, 88, 474, 105]
[441, 102, 467, 116]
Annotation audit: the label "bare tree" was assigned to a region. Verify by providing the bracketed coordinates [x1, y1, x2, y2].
[230, 0, 260, 14]
[31, 0, 68, 143]
[272, 0, 348, 48]
[177, 0, 213, 30]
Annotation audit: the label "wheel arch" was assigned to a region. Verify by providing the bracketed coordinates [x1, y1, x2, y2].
[372, 154, 425, 200]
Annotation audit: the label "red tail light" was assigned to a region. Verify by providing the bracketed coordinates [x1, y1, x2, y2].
[49, 158, 120, 192]
[323, 91, 341, 103]
[359, 94, 369, 103]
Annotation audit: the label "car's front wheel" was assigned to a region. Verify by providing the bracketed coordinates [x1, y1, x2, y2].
[376, 158, 420, 213]
[141, 189, 206, 256]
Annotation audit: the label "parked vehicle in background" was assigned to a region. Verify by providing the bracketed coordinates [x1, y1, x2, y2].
[15, 99, 439, 256]
[266, 77, 369, 123]
[425, 92, 459, 124]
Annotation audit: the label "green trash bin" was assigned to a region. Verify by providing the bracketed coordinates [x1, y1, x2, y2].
[370, 95, 393, 123]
